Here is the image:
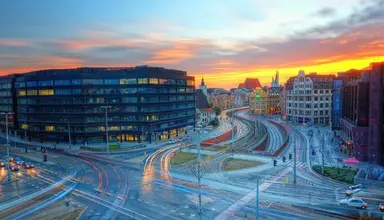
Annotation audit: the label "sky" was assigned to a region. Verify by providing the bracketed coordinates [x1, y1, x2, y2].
[0, 0, 384, 89]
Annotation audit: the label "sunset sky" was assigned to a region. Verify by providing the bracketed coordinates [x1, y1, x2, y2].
[1, 0, 384, 89]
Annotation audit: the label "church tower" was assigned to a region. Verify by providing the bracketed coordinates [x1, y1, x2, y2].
[199, 76, 207, 97]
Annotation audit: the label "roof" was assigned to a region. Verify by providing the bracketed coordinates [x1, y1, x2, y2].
[196, 89, 210, 109]
[238, 78, 261, 90]
[200, 108, 215, 113]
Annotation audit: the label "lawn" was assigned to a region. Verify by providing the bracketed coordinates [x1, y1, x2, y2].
[223, 158, 264, 171]
[171, 152, 197, 165]
[312, 165, 358, 184]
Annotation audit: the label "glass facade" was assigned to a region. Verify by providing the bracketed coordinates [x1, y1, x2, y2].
[10, 66, 195, 144]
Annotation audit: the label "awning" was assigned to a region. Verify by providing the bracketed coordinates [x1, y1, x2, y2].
[344, 157, 360, 164]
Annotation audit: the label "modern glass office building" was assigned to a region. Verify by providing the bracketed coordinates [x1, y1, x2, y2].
[0, 75, 17, 131]
[11, 66, 195, 144]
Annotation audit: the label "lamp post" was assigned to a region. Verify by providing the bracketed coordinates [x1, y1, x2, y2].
[101, 106, 111, 155]
[64, 118, 71, 149]
[1, 112, 14, 181]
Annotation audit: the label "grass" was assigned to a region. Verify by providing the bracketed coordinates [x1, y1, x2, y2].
[171, 152, 197, 165]
[223, 158, 264, 171]
[312, 165, 358, 184]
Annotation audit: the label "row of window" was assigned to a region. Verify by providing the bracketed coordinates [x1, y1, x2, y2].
[17, 96, 195, 105]
[0, 98, 12, 104]
[0, 83, 11, 89]
[0, 106, 12, 111]
[16, 78, 195, 88]
[25, 118, 194, 133]
[17, 88, 194, 96]
[0, 91, 11, 97]
[287, 109, 330, 115]
[288, 89, 331, 95]
[287, 96, 330, 101]
[287, 103, 330, 108]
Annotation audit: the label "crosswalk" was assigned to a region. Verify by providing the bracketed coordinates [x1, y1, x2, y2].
[281, 161, 308, 168]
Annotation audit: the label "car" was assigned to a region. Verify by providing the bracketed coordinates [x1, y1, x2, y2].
[176, 138, 182, 142]
[24, 163, 35, 169]
[167, 139, 176, 144]
[380, 203, 384, 212]
[183, 136, 192, 141]
[349, 184, 363, 190]
[346, 188, 361, 196]
[10, 164, 19, 172]
[0, 160, 6, 168]
[339, 198, 368, 209]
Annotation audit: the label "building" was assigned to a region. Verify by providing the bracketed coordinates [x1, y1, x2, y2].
[249, 87, 268, 114]
[267, 86, 283, 114]
[196, 108, 216, 126]
[231, 88, 251, 107]
[2, 66, 195, 144]
[331, 70, 362, 130]
[285, 70, 335, 125]
[340, 62, 384, 164]
[271, 70, 280, 87]
[199, 77, 207, 97]
[0, 75, 17, 131]
[238, 78, 262, 90]
[195, 89, 209, 109]
[211, 93, 232, 110]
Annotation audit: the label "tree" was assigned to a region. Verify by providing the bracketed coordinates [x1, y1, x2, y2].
[213, 107, 221, 116]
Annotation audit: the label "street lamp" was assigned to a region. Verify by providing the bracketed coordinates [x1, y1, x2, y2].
[1, 112, 14, 181]
[64, 118, 71, 149]
[101, 106, 111, 155]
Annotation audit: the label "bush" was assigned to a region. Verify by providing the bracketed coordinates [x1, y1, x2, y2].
[312, 165, 357, 184]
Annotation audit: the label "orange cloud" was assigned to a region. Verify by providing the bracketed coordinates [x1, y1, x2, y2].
[146, 39, 204, 64]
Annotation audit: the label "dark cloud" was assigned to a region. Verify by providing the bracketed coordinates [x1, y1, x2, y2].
[296, 0, 384, 38]
[315, 7, 336, 17]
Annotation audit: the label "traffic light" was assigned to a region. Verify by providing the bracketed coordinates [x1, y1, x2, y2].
[282, 156, 286, 162]
[273, 160, 277, 166]
[312, 150, 316, 156]
[289, 153, 292, 160]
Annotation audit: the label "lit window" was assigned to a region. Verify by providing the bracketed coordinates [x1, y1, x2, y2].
[98, 126, 105, 131]
[27, 90, 38, 96]
[138, 78, 148, 84]
[18, 90, 26, 96]
[39, 89, 54, 96]
[21, 124, 28, 129]
[149, 78, 158, 84]
[187, 80, 194, 86]
[45, 126, 55, 131]
[96, 98, 105, 103]
[109, 126, 120, 131]
[120, 79, 137, 84]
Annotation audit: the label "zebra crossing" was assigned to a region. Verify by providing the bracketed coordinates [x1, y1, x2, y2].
[283, 161, 308, 168]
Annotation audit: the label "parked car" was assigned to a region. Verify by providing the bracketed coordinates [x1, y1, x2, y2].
[10, 164, 19, 172]
[379, 203, 384, 212]
[24, 163, 35, 169]
[0, 160, 6, 168]
[339, 198, 368, 209]
[167, 139, 176, 144]
[345, 188, 361, 196]
[349, 184, 363, 190]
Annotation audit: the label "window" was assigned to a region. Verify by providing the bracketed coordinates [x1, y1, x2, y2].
[122, 97, 137, 103]
[96, 98, 105, 103]
[325, 90, 329, 93]
[320, 103, 324, 108]
[27, 90, 38, 96]
[72, 79, 82, 85]
[187, 80, 194, 86]
[27, 81, 37, 87]
[16, 82, 26, 88]
[21, 124, 28, 129]
[320, 90, 323, 94]
[177, 80, 186, 85]
[38, 81, 53, 87]
[186, 88, 194, 93]
[179, 88, 186, 93]
[138, 78, 148, 84]
[320, 110, 323, 115]
[55, 89, 71, 95]
[55, 80, 71, 86]
[39, 89, 54, 96]
[45, 125, 55, 131]
[125, 106, 138, 112]
[325, 110, 329, 115]
[314, 111, 318, 115]
[18, 90, 26, 96]
[120, 88, 137, 94]
[120, 78, 137, 84]
[314, 104, 318, 108]
[72, 89, 82, 95]
[83, 79, 103, 85]
[104, 79, 119, 84]
[149, 78, 158, 84]
[314, 90, 318, 94]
